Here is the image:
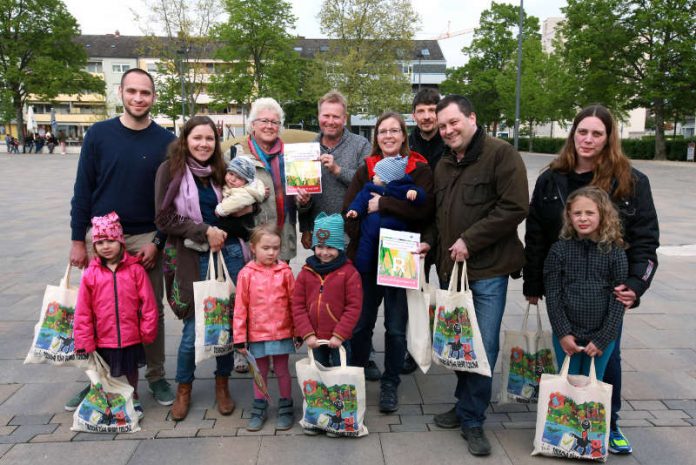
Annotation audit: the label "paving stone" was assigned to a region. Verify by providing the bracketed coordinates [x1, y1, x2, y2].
[506, 412, 538, 422]
[236, 427, 277, 436]
[0, 426, 17, 436]
[8, 414, 53, 426]
[50, 412, 74, 424]
[114, 429, 158, 440]
[491, 402, 530, 413]
[685, 418, 696, 426]
[258, 434, 383, 465]
[650, 409, 689, 419]
[30, 424, 76, 443]
[390, 423, 428, 432]
[502, 421, 536, 429]
[626, 426, 696, 464]
[364, 415, 398, 433]
[0, 385, 21, 407]
[0, 424, 58, 444]
[398, 414, 433, 425]
[174, 418, 214, 430]
[72, 432, 117, 441]
[156, 428, 200, 438]
[663, 399, 696, 410]
[619, 410, 655, 420]
[208, 415, 247, 429]
[421, 403, 455, 415]
[495, 429, 583, 464]
[619, 419, 656, 427]
[273, 422, 304, 436]
[195, 426, 239, 437]
[648, 418, 692, 427]
[629, 400, 668, 410]
[0, 441, 139, 465]
[0, 415, 14, 426]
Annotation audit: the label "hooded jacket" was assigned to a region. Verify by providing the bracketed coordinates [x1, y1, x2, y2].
[233, 260, 295, 344]
[292, 259, 363, 341]
[74, 251, 158, 353]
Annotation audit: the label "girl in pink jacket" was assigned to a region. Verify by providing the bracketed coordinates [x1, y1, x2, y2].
[74, 212, 158, 419]
[233, 224, 295, 432]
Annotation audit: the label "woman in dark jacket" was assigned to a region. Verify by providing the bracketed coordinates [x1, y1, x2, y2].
[343, 112, 434, 413]
[523, 104, 659, 455]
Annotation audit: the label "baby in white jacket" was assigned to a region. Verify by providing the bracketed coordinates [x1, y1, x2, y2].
[184, 156, 265, 252]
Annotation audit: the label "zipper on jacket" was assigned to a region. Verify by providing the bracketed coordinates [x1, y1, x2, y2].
[307, 267, 327, 328]
[112, 269, 122, 347]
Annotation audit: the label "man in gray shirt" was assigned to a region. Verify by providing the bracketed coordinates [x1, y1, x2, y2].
[298, 90, 371, 247]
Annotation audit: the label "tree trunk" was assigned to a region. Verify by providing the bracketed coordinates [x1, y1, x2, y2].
[653, 99, 667, 160]
[14, 106, 25, 146]
[492, 120, 498, 137]
[528, 119, 534, 152]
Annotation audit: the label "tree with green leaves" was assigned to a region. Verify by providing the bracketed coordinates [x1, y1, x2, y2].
[559, 0, 696, 160]
[440, 1, 539, 134]
[317, 0, 419, 117]
[209, 0, 301, 109]
[0, 0, 104, 144]
[135, 0, 222, 120]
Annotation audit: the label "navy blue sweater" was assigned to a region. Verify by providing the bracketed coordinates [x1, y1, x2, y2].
[70, 118, 176, 240]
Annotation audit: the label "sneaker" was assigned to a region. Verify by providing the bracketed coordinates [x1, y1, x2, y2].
[433, 406, 459, 429]
[148, 379, 175, 406]
[401, 353, 418, 374]
[133, 399, 144, 419]
[379, 384, 399, 413]
[303, 427, 320, 436]
[64, 385, 90, 411]
[325, 431, 339, 438]
[461, 426, 491, 456]
[608, 427, 632, 454]
[365, 360, 381, 381]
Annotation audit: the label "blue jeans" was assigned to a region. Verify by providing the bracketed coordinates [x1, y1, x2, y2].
[175, 240, 244, 383]
[603, 323, 623, 430]
[451, 275, 508, 429]
[350, 273, 408, 387]
[312, 341, 352, 368]
[552, 336, 615, 381]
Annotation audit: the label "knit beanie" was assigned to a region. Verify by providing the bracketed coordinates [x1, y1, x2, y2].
[374, 155, 408, 184]
[226, 156, 256, 183]
[91, 211, 125, 245]
[312, 212, 345, 251]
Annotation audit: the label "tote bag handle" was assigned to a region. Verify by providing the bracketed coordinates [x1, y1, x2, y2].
[559, 353, 599, 385]
[446, 261, 469, 294]
[205, 250, 232, 283]
[307, 339, 348, 368]
[521, 302, 544, 333]
[60, 263, 76, 289]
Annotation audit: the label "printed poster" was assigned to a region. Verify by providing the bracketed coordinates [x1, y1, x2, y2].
[284, 142, 322, 195]
[377, 228, 420, 290]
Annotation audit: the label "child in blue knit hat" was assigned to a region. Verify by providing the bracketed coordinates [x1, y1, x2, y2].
[184, 156, 266, 252]
[345, 156, 426, 273]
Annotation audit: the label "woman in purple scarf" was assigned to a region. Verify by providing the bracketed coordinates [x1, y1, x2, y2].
[155, 116, 246, 421]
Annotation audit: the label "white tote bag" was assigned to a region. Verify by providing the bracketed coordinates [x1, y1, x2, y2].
[532, 355, 612, 461]
[431, 262, 491, 376]
[405, 262, 435, 373]
[498, 303, 557, 403]
[194, 250, 235, 365]
[296, 341, 368, 437]
[24, 264, 89, 366]
[71, 352, 140, 433]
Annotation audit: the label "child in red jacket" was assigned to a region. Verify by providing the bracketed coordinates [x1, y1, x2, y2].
[292, 212, 363, 367]
[74, 212, 158, 419]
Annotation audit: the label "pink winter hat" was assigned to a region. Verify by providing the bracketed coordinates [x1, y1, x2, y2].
[91, 211, 125, 244]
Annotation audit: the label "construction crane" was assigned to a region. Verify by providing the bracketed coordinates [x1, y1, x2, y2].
[431, 21, 476, 40]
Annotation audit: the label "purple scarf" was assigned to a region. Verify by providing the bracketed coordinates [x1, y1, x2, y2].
[162, 158, 222, 224]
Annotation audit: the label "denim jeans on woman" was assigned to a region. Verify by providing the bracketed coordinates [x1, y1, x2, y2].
[350, 273, 408, 388]
[175, 240, 245, 384]
[449, 275, 508, 429]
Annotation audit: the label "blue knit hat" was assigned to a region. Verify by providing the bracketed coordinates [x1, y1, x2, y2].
[374, 155, 407, 184]
[312, 212, 345, 251]
[226, 156, 256, 183]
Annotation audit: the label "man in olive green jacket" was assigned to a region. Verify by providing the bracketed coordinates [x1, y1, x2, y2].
[420, 95, 528, 456]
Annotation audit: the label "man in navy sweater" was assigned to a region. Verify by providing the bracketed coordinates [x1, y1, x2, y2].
[68, 68, 176, 409]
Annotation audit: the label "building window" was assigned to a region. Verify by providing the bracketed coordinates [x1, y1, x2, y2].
[112, 63, 131, 73]
[86, 61, 103, 73]
[206, 63, 215, 73]
[147, 63, 157, 73]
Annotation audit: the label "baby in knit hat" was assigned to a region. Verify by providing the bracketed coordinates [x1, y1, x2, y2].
[185, 156, 266, 252]
[345, 155, 426, 274]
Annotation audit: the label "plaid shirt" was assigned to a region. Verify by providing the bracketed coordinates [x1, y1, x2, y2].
[543, 238, 628, 350]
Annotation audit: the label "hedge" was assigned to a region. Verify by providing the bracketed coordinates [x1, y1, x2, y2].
[501, 136, 696, 161]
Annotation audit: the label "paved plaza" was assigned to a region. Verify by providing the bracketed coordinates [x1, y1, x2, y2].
[0, 151, 695, 464]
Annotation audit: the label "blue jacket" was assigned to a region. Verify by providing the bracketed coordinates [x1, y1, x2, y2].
[347, 175, 425, 273]
[70, 117, 175, 240]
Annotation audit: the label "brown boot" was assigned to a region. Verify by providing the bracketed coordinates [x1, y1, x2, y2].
[215, 376, 235, 415]
[170, 383, 192, 421]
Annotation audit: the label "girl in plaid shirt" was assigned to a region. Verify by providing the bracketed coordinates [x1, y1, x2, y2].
[543, 186, 628, 380]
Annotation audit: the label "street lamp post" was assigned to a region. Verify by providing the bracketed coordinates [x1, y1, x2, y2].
[513, 0, 524, 150]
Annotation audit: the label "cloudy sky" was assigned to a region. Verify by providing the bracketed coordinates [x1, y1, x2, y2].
[63, 0, 566, 67]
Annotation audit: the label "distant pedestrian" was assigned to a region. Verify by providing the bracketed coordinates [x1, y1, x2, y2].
[46, 131, 56, 153]
[23, 132, 34, 153]
[58, 130, 67, 155]
[10, 137, 19, 153]
[34, 133, 44, 153]
[4, 134, 11, 153]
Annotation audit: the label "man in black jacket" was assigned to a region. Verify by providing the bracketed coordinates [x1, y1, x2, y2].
[408, 88, 445, 169]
